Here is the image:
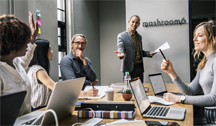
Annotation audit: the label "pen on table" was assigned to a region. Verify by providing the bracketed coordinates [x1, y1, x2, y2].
[159, 49, 169, 65]
[91, 83, 95, 89]
[159, 49, 166, 60]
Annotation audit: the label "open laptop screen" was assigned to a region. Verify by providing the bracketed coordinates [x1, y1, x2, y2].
[148, 73, 167, 95]
[129, 79, 150, 114]
[0, 90, 26, 125]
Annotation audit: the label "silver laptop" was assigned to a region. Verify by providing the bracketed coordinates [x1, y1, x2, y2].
[14, 77, 85, 125]
[148, 73, 182, 97]
[129, 79, 185, 120]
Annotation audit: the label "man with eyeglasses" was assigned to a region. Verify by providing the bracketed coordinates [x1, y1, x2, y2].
[60, 34, 98, 90]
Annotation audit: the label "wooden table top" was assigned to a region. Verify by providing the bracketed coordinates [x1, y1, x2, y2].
[42, 83, 193, 126]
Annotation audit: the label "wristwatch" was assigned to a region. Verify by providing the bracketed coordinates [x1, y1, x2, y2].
[180, 95, 186, 104]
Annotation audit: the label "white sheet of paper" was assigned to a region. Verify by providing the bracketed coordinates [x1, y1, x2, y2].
[106, 119, 145, 126]
[154, 42, 170, 52]
[79, 86, 108, 99]
[159, 121, 169, 125]
[148, 96, 175, 105]
[108, 119, 130, 124]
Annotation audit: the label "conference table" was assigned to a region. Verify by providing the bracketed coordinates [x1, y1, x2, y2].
[41, 83, 193, 126]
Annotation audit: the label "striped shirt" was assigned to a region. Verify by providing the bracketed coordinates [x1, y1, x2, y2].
[27, 65, 52, 108]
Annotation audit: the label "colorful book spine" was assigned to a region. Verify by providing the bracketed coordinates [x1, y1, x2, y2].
[78, 110, 135, 119]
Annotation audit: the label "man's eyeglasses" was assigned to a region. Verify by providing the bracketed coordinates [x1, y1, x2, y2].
[72, 42, 86, 46]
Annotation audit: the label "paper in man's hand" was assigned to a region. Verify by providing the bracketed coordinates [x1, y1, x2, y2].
[154, 42, 170, 53]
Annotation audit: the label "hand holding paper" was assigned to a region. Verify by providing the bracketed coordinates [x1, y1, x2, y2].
[150, 51, 157, 56]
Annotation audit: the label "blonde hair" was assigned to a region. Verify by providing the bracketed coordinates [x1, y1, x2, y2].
[71, 34, 87, 43]
[193, 20, 216, 71]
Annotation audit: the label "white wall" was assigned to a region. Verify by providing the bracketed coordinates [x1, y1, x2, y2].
[0, 0, 59, 82]
[99, 1, 126, 85]
[34, 0, 58, 82]
[0, 0, 30, 26]
[126, 0, 190, 83]
[14, 0, 29, 23]
[0, 0, 10, 15]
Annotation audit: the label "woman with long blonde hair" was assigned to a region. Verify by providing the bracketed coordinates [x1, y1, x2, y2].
[161, 20, 216, 124]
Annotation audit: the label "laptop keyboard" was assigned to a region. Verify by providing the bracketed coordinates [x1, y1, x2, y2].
[22, 117, 43, 125]
[147, 106, 170, 116]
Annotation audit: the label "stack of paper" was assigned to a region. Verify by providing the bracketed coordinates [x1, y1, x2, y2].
[106, 119, 146, 126]
[110, 83, 124, 88]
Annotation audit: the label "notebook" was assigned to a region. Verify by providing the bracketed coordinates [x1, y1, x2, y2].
[129, 79, 186, 120]
[14, 77, 85, 125]
[148, 73, 182, 97]
[79, 86, 108, 99]
[0, 90, 27, 125]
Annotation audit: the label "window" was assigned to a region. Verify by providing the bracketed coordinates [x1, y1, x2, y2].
[57, 0, 67, 79]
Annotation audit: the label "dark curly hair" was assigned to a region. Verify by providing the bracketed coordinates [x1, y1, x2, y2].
[0, 14, 31, 56]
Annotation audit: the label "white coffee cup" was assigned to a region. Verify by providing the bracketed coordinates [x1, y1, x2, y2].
[105, 87, 114, 101]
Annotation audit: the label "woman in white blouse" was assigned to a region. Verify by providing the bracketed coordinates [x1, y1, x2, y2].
[28, 39, 98, 110]
[0, 12, 38, 116]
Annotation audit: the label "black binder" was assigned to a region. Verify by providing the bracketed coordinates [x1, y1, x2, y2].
[80, 102, 135, 111]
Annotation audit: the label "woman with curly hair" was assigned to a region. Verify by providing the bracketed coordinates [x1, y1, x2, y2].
[0, 12, 38, 116]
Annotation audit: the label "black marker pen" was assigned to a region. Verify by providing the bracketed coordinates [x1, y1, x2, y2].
[159, 49, 166, 60]
[91, 83, 95, 89]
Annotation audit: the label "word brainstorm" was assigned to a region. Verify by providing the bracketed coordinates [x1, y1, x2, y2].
[143, 17, 186, 27]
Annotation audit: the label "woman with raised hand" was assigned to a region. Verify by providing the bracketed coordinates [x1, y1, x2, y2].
[0, 12, 38, 116]
[28, 39, 98, 110]
[161, 20, 216, 124]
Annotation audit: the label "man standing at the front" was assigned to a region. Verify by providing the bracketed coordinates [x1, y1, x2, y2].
[60, 34, 98, 90]
[114, 15, 155, 82]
